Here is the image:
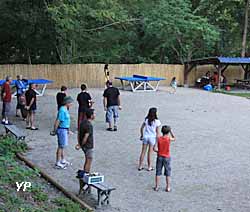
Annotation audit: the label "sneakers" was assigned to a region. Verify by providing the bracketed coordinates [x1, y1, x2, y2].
[1, 119, 11, 125]
[2, 120, 12, 125]
[55, 161, 67, 169]
[61, 159, 70, 166]
[106, 126, 118, 131]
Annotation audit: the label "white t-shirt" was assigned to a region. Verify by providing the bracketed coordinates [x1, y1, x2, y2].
[144, 119, 161, 138]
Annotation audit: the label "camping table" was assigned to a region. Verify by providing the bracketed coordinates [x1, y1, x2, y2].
[115, 75, 165, 92]
[0, 79, 53, 96]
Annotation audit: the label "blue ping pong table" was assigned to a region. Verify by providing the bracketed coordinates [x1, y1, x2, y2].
[0, 78, 53, 96]
[115, 75, 166, 92]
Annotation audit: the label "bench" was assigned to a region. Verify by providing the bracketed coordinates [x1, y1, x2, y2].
[235, 79, 250, 89]
[4, 124, 25, 140]
[78, 178, 116, 208]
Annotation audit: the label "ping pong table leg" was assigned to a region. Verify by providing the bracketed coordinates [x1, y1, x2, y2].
[155, 81, 160, 91]
[34, 89, 41, 96]
[120, 80, 124, 90]
[143, 82, 146, 91]
[41, 84, 47, 96]
[34, 84, 47, 96]
[146, 82, 156, 91]
[134, 82, 144, 91]
[130, 82, 135, 92]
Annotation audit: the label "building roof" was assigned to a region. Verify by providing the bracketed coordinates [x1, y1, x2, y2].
[184, 57, 250, 65]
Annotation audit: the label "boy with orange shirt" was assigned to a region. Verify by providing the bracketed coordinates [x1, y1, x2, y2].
[153, 125, 176, 192]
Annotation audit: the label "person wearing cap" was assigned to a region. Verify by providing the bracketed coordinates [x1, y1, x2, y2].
[1, 76, 12, 125]
[15, 75, 27, 117]
[25, 83, 38, 130]
[103, 80, 122, 131]
[53, 96, 73, 169]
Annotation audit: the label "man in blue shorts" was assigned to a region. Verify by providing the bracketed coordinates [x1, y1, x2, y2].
[53, 96, 73, 169]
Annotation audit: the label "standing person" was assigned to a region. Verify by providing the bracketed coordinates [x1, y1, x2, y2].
[1, 76, 12, 125]
[138, 107, 161, 171]
[75, 109, 95, 173]
[153, 125, 176, 192]
[56, 86, 67, 110]
[170, 77, 177, 94]
[15, 75, 27, 117]
[103, 81, 122, 131]
[212, 72, 219, 86]
[53, 96, 74, 169]
[25, 83, 38, 130]
[77, 84, 93, 129]
[104, 64, 109, 83]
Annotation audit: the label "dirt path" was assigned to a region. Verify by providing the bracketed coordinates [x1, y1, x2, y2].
[11, 87, 250, 212]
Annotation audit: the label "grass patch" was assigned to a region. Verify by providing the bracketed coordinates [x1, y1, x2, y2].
[213, 90, 250, 98]
[0, 136, 88, 212]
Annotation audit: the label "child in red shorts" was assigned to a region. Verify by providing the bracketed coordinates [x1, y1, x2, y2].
[153, 125, 176, 192]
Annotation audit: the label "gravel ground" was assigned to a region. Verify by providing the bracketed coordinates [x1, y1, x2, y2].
[9, 87, 250, 212]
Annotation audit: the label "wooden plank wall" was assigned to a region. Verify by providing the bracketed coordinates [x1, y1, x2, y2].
[0, 64, 183, 88]
[0, 64, 243, 88]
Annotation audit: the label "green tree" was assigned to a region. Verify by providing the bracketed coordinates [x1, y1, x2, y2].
[0, 0, 58, 64]
[195, 0, 247, 56]
[139, 0, 219, 63]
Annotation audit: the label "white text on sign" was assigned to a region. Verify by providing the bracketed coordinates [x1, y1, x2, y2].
[16, 182, 32, 191]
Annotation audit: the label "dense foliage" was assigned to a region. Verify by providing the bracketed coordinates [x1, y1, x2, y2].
[0, 0, 249, 64]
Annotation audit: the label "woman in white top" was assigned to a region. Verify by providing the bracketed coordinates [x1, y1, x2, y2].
[138, 107, 161, 171]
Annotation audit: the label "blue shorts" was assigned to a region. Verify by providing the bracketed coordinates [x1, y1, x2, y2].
[156, 156, 171, 176]
[57, 128, 68, 148]
[106, 106, 119, 123]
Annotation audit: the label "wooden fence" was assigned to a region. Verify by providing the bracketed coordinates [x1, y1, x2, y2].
[0, 64, 243, 88]
[0, 64, 183, 88]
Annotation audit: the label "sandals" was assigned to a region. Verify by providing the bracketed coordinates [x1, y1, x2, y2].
[138, 167, 154, 171]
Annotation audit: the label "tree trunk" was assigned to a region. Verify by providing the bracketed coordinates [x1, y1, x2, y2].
[241, 0, 250, 57]
[27, 48, 32, 64]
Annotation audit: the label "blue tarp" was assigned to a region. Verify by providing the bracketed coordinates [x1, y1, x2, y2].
[185, 57, 250, 65]
[217, 57, 250, 64]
